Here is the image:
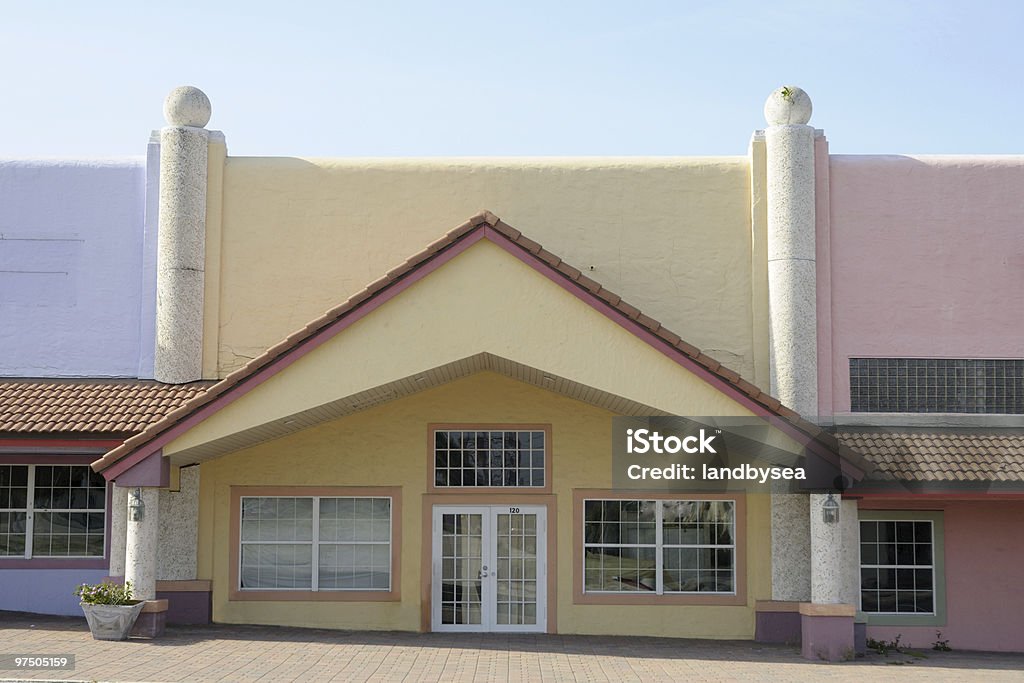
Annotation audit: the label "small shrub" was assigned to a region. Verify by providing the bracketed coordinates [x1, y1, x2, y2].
[867, 634, 903, 655]
[75, 580, 136, 606]
[932, 631, 952, 652]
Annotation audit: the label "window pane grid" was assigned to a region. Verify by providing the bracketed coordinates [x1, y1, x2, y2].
[860, 520, 935, 614]
[0, 465, 29, 557]
[583, 499, 735, 595]
[1, 465, 105, 558]
[434, 430, 545, 488]
[240, 496, 391, 592]
[850, 358, 1024, 414]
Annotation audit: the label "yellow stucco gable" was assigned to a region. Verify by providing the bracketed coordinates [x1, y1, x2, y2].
[167, 236, 759, 460]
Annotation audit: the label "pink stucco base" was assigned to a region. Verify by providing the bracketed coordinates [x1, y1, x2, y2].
[860, 499, 1024, 652]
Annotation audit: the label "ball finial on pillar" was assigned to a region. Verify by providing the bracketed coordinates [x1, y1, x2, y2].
[163, 86, 212, 128]
[764, 86, 812, 125]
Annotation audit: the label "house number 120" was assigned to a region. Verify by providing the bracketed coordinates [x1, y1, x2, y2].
[509, 507, 520, 513]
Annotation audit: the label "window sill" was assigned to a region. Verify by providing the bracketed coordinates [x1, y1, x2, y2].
[863, 612, 945, 627]
[0, 557, 107, 569]
[228, 589, 400, 602]
[573, 591, 746, 606]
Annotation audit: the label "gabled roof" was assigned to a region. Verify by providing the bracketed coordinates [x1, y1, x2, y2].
[93, 211, 853, 476]
[0, 379, 211, 435]
[837, 429, 1024, 483]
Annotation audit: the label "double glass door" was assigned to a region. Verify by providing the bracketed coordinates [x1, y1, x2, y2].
[431, 505, 546, 632]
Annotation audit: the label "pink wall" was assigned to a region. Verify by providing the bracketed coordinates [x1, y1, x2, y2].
[860, 499, 1024, 652]
[820, 156, 1024, 415]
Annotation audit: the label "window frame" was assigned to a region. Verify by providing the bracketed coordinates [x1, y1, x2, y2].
[229, 486, 402, 602]
[0, 459, 109, 567]
[427, 424, 552, 494]
[858, 510, 946, 627]
[572, 490, 746, 606]
[238, 495, 392, 592]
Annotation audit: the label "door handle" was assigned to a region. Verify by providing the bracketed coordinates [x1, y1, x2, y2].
[479, 565, 489, 579]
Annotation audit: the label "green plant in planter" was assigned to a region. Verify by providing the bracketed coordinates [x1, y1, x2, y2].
[75, 580, 138, 605]
[75, 581, 145, 641]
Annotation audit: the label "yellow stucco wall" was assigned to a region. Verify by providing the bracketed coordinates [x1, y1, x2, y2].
[215, 157, 759, 380]
[169, 238, 758, 455]
[198, 372, 772, 637]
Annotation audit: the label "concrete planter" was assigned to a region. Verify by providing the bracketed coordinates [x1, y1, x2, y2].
[80, 602, 146, 641]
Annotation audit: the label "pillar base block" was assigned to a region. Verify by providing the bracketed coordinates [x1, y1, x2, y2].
[799, 602, 855, 662]
[754, 600, 802, 644]
[130, 599, 168, 638]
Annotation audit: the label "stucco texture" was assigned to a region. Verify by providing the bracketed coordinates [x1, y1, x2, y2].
[167, 239, 761, 455]
[0, 158, 146, 377]
[825, 155, 1024, 414]
[861, 499, 1024, 653]
[213, 157, 757, 380]
[196, 371, 773, 637]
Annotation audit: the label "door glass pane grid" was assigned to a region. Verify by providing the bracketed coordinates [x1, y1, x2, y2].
[434, 430, 545, 488]
[860, 520, 935, 614]
[0, 466, 29, 557]
[496, 513, 538, 625]
[583, 499, 735, 594]
[440, 513, 483, 625]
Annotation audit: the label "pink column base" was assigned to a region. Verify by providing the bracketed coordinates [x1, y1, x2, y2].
[801, 612, 855, 662]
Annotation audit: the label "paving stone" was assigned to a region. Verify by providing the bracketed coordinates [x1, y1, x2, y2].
[1, 611, 1022, 682]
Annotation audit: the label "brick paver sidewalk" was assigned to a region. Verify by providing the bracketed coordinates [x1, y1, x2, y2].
[1, 611, 1022, 682]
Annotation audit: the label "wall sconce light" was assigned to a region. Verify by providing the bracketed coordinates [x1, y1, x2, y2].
[129, 487, 145, 522]
[822, 492, 840, 525]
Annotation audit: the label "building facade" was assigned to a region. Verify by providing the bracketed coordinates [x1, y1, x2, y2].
[1, 86, 1021, 658]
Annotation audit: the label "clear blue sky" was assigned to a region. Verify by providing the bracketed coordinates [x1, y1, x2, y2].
[3, 1, 1022, 157]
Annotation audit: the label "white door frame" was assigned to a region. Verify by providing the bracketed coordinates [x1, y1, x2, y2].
[431, 504, 547, 632]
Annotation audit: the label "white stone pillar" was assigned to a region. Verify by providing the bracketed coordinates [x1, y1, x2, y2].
[158, 466, 200, 580]
[809, 493, 843, 603]
[764, 85, 817, 419]
[838, 499, 860, 605]
[108, 484, 129, 578]
[124, 487, 160, 601]
[764, 86, 817, 603]
[770, 486, 811, 600]
[155, 86, 211, 384]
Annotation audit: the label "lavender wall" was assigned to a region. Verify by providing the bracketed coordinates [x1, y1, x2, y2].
[0, 158, 154, 378]
[0, 568, 108, 615]
[821, 156, 1024, 416]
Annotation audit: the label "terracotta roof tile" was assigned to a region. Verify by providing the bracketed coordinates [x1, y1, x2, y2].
[0, 379, 212, 435]
[93, 211, 835, 474]
[836, 430, 1024, 482]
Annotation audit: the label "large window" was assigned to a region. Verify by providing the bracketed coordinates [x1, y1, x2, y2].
[850, 358, 1024, 414]
[433, 429, 546, 488]
[583, 499, 735, 594]
[0, 465, 106, 558]
[239, 496, 392, 591]
[860, 519, 934, 614]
